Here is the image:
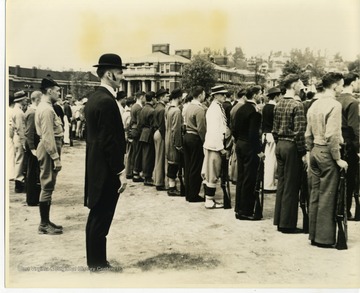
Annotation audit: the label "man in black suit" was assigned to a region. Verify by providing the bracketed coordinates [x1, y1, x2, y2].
[84, 53, 127, 270]
[233, 86, 262, 220]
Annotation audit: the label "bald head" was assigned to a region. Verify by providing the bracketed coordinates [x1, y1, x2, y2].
[31, 90, 42, 105]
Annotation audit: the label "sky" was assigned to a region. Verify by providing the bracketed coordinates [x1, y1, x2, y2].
[5, 0, 360, 71]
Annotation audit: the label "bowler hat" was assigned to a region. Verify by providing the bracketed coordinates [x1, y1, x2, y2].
[13, 90, 27, 102]
[267, 87, 281, 96]
[93, 53, 127, 69]
[156, 88, 168, 98]
[211, 85, 228, 96]
[40, 77, 60, 90]
[169, 88, 183, 100]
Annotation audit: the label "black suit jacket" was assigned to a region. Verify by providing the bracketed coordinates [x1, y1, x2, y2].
[84, 87, 126, 209]
[138, 103, 155, 143]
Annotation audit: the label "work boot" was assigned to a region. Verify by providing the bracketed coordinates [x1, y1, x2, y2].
[39, 201, 63, 234]
[38, 223, 63, 235]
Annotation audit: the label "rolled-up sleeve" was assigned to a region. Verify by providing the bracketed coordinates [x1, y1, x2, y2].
[39, 108, 59, 160]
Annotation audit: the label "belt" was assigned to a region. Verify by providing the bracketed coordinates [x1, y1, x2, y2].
[186, 131, 199, 135]
[39, 136, 63, 141]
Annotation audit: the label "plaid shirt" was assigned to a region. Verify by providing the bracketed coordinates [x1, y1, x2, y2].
[272, 97, 306, 155]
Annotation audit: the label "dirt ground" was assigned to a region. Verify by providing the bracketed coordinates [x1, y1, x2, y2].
[5, 140, 360, 288]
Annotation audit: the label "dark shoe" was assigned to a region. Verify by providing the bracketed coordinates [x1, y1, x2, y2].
[156, 186, 168, 191]
[49, 221, 63, 230]
[126, 175, 133, 179]
[27, 203, 39, 206]
[38, 223, 63, 235]
[132, 177, 144, 183]
[144, 179, 154, 186]
[278, 227, 303, 234]
[235, 213, 261, 221]
[311, 240, 335, 248]
[167, 188, 181, 196]
[15, 180, 25, 193]
[188, 196, 205, 202]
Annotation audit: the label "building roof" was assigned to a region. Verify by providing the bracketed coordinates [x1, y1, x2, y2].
[8, 66, 99, 82]
[124, 51, 191, 65]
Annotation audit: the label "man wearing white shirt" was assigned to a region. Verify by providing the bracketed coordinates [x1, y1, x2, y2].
[201, 85, 228, 209]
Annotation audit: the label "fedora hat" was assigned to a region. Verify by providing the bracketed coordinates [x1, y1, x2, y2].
[13, 90, 27, 102]
[267, 87, 281, 96]
[156, 88, 168, 98]
[93, 53, 127, 69]
[211, 85, 228, 96]
[40, 77, 60, 90]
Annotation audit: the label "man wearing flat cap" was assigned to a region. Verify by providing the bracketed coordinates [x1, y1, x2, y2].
[261, 87, 281, 192]
[35, 77, 63, 235]
[272, 74, 307, 233]
[11, 90, 28, 193]
[165, 88, 183, 196]
[153, 88, 169, 191]
[201, 85, 229, 209]
[84, 53, 127, 270]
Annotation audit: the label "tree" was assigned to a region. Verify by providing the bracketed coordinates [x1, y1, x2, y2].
[181, 55, 217, 93]
[70, 72, 95, 100]
[348, 55, 360, 73]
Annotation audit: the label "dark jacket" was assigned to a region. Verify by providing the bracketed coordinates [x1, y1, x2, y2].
[138, 103, 155, 143]
[153, 102, 166, 139]
[84, 87, 126, 208]
[233, 101, 262, 153]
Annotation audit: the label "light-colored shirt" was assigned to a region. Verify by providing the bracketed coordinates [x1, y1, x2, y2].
[100, 83, 117, 98]
[11, 103, 26, 146]
[203, 100, 227, 151]
[35, 98, 64, 160]
[305, 93, 343, 160]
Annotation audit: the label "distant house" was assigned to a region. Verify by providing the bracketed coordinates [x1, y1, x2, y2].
[8, 65, 99, 98]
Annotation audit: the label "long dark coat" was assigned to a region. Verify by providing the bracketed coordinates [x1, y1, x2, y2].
[84, 87, 126, 209]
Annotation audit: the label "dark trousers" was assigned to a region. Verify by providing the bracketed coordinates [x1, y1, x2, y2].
[86, 181, 120, 268]
[125, 141, 133, 177]
[274, 140, 302, 229]
[142, 141, 155, 179]
[235, 140, 259, 215]
[132, 138, 142, 175]
[183, 133, 204, 201]
[25, 144, 40, 205]
[344, 144, 359, 214]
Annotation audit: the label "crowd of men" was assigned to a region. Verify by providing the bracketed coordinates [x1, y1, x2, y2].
[8, 52, 359, 270]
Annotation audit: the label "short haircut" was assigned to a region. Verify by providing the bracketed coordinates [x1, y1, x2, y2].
[283, 74, 300, 89]
[245, 86, 261, 100]
[343, 72, 359, 87]
[145, 91, 155, 102]
[306, 91, 316, 100]
[135, 91, 146, 99]
[267, 92, 280, 100]
[192, 86, 204, 98]
[322, 72, 343, 89]
[96, 67, 108, 79]
[31, 90, 42, 102]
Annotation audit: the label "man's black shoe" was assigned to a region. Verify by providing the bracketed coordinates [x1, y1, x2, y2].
[311, 240, 335, 248]
[278, 227, 303, 234]
[167, 188, 181, 196]
[132, 177, 144, 183]
[144, 179, 154, 186]
[188, 196, 205, 202]
[126, 175, 133, 179]
[156, 186, 168, 191]
[237, 214, 262, 221]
